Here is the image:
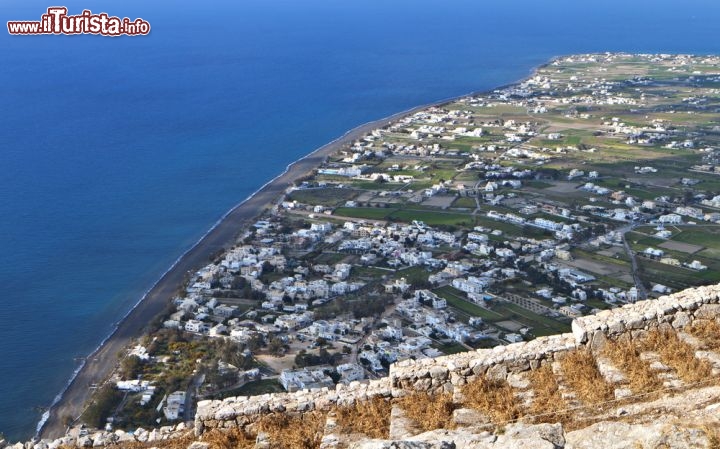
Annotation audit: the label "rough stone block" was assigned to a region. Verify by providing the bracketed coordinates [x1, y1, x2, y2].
[429, 367, 448, 381]
[452, 408, 490, 428]
[695, 304, 720, 320]
[589, 329, 607, 353]
[389, 406, 420, 440]
[571, 320, 588, 344]
[485, 364, 507, 382]
[671, 311, 691, 329]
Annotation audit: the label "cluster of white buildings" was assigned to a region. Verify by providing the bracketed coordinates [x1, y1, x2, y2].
[395, 294, 484, 344]
[486, 210, 580, 240]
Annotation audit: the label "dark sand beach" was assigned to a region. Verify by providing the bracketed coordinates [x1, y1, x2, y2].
[38, 96, 469, 439]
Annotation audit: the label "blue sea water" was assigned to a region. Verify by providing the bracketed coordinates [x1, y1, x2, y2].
[1, 0, 719, 440]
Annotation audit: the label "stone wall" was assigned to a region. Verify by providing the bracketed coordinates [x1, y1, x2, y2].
[193, 284, 720, 435]
[389, 333, 577, 395]
[3, 423, 192, 449]
[572, 284, 720, 348]
[195, 378, 393, 435]
[15, 284, 719, 448]
[391, 284, 720, 396]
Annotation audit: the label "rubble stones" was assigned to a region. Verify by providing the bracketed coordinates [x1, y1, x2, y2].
[565, 422, 709, 449]
[350, 441, 456, 449]
[76, 436, 92, 448]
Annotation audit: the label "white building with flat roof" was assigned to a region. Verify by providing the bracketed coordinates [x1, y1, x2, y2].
[280, 368, 334, 392]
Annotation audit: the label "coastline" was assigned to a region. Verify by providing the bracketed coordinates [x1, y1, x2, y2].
[37, 67, 542, 440]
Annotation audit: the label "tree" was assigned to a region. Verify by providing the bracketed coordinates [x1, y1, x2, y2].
[268, 337, 285, 356]
[294, 349, 309, 367]
[82, 385, 122, 429]
[294, 348, 342, 368]
[120, 355, 143, 379]
[246, 334, 264, 351]
[231, 277, 247, 290]
[683, 190, 695, 205]
[205, 360, 237, 389]
[262, 261, 275, 273]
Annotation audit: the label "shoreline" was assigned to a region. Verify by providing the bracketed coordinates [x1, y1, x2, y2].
[37, 66, 542, 440]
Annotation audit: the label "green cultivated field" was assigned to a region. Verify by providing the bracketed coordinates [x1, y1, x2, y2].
[452, 196, 477, 209]
[333, 207, 396, 220]
[490, 302, 571, 337]
[390, 210, 474, 226]
[288, 188, 359, 207]
[672, 226, 720, 248]
[433, 286, 570, 337]
[434, 286, 503, 320]
[333, 206, 476, 227]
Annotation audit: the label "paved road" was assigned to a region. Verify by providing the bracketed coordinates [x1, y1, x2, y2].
[184, 374, 205, 422]
[620, 223, 648, 301]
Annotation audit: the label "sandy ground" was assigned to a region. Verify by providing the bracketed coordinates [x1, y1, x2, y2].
[564, 258, 629, 277]
[659, 240, 704, 254]
[544, 181, 582, 194]
[421, 195, 457, 208]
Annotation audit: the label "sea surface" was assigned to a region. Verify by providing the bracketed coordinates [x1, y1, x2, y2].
[1, 0, 719, 440]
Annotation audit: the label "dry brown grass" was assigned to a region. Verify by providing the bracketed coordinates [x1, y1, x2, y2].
[705, 424, 720, 449]
[396, 392, 456, 432]
[528, 364, 570, 424]
[334, 396, 392, 439]
[642, 328, 713, 384]
[257, 411, 326, 449]
[560, 349, 614, 404]
[200, 428, 255, 449]
[688, 320, 720, 350]
[603, 339, 663, 394]
[462, 376, 522, 424]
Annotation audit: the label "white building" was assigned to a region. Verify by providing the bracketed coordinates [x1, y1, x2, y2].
[280, 368, 334, 392]
[658, 214, 682, 224]
[336, 363, 365, 383]
[163, 391, 186, 421]
[185, 319, 206, 333]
